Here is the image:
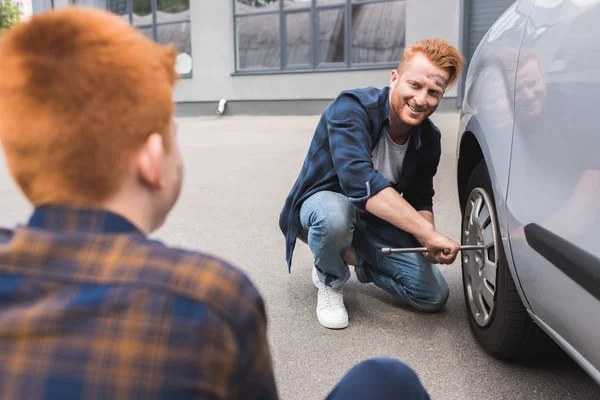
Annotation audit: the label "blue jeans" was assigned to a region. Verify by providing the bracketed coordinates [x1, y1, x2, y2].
[327, 358, 430, 400]
[299, 191, 449, 312]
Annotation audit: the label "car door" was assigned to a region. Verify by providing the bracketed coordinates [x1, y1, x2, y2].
[506, 0, 600, 378]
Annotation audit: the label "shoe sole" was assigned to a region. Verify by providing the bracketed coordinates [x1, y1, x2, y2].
[316, 313, 348, 329]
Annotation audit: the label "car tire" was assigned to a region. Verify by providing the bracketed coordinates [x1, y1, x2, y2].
[461, 160, 550, 359]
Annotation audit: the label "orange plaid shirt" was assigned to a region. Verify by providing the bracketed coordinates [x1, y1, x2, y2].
[0, 206, 278, 399]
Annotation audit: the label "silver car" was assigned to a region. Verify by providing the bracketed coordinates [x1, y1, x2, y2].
[456, 0, 600, 384]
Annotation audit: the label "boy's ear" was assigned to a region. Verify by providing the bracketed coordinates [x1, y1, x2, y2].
[137, 133, 166, 190]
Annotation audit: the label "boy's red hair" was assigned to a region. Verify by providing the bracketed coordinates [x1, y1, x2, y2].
[0, 7, 179, 206]
[399, 38, 465, 88]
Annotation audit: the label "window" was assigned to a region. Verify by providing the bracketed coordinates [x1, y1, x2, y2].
[234, 0, 406, 73]
[65, 0, 193, 76]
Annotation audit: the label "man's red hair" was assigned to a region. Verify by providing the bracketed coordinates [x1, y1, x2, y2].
[0, 7, 179, 206]
[399, 38, 465, 88]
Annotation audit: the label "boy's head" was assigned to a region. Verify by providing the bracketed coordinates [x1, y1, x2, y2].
[389, 38, 465, 127]
[0, 7, 183, 231]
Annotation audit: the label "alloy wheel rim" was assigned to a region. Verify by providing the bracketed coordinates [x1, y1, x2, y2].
[462, 187, 500, 327]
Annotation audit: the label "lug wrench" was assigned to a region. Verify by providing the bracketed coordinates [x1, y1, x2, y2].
[381, 245, 485, 256]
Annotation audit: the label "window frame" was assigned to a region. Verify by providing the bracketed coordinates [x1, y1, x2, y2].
[233, 0, 405, 75]
[68, 0, 193, 78]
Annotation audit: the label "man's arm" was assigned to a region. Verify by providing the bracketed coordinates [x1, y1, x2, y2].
[373, 130, 458, 264]
[366, 188, 458, 264]
[366, 188, 436, 242]
[418, 210, 434, 227]
[417, 210, 440, 264]
[327, 95, 391, 209]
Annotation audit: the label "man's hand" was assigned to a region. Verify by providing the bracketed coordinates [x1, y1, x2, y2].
[365, 188, 459, 264]
[418, 211, 459, 264]
[418, 231, 460, 265]
[422, 251, 438, 264]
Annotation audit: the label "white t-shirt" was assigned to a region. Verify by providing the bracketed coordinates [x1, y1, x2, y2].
[372, 132, 411, 185]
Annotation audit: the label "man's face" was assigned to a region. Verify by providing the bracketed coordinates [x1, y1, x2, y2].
[389, 53, 449, 126]
[515, 58, 546, 118]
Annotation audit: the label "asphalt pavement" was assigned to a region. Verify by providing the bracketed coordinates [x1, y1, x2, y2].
[1, 112, 599, 399]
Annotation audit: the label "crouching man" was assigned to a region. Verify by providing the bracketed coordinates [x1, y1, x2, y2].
[280, 38, 465, 329]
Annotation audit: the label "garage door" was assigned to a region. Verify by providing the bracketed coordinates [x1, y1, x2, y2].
[465, 0, 516, 65]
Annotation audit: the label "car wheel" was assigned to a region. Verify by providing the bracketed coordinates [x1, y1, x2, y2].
[461, 160, 548, 359]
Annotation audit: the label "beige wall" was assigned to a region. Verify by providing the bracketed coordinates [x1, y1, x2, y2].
[173, 0, 461, 102]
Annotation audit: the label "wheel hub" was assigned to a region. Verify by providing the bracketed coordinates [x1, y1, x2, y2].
[462, 187, 500, 327]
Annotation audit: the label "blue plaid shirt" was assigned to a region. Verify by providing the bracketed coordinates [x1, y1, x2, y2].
[279, 86, 442, 270]
[0, 206, 278, 399]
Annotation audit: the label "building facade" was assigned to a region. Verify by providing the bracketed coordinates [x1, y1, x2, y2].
[31, 0, 515, 115]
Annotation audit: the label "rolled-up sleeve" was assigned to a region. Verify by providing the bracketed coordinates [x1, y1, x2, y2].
[327, 95, 391, 210]
[403, 135, 441, 213]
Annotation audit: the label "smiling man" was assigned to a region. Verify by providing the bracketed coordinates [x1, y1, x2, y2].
[280, 38, 465, 329]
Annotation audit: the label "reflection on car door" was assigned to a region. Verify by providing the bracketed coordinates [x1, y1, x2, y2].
[506, 0, 600, 376]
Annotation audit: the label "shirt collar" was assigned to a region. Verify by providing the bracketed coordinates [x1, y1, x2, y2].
[27, 206, 144, 235]
[382, 86, 423, 150]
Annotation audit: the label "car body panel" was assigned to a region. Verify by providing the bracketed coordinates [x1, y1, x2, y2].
[530, 312, 600, 384]
[457, 0, 535, 306]
[505, 0, 600, 379]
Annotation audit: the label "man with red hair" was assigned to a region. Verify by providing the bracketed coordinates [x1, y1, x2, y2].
[280, 39, 466, 329]
[0, 6, 433, 399]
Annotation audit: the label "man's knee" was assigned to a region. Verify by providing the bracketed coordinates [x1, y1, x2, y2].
[402, 272, 449, 313]
[328, 358, 429, 400]
[303, 192, 356, 244]
[315, 210, 354, 241]
[418, 289, 449, 312]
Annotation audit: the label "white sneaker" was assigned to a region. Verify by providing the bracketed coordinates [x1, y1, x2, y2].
[312, 267, 348, 329]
